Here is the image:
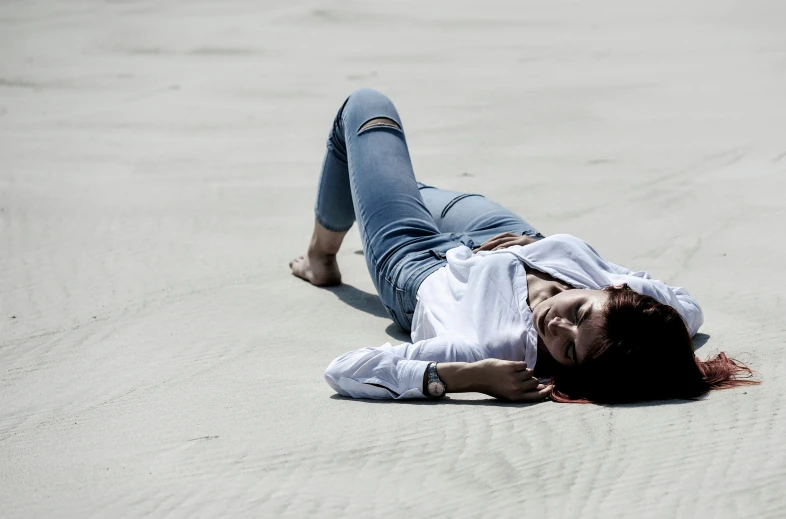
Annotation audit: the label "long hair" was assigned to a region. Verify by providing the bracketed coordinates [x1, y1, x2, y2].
[550, 285, 758, 404]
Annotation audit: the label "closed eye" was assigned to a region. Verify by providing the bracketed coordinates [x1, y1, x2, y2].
[575, 303, 586, 326]
[574, 304, 590, 364]
[564, 340, 576, 365]
[563, 305, 584, 364]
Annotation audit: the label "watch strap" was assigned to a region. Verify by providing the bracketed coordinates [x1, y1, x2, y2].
[427, 362, 447, 398]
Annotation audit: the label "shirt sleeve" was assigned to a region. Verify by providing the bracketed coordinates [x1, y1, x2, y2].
[324, 335, 488, 399]
[608, 265, 705, 337]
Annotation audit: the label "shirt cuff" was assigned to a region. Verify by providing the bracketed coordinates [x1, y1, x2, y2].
[398, 359, 431, 399]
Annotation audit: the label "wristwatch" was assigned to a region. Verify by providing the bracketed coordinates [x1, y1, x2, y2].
[426, 362, 447, 398]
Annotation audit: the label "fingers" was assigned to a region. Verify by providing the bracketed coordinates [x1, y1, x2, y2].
[491, 239, 520, 251]
[517, 377, 540, 392]
[499, 382, 553, 402]
[480, 360, 553, 402]
[491, 232, 518, 240]
[511, 361, 529, 371]
[475, 242, 493, 253]
[516, 370, 537, 384]
[502, 374, 543, 399]
[477, 238, 516, 252]
[475, 232, 519, 252]
[513, 384, 554, 403]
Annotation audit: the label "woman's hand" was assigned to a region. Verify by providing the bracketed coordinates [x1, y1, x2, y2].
[434, 360, 552, 402]
[470, 359, 553, 402]
[473, 232, 538, 253]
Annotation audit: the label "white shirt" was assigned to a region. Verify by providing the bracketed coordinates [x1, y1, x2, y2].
[324, 234, 704, 399]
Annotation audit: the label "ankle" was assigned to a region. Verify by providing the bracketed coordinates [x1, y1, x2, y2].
[307, 247, 336, 261]
[310, 220, 347, 256]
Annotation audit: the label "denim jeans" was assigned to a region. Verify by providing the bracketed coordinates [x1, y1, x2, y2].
[315, 88, 543, 331]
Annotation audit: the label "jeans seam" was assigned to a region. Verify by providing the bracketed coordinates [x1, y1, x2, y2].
[440, 193, 484, 219]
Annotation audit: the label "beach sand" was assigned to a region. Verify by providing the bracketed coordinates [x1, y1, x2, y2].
[2, 0, 785, 516]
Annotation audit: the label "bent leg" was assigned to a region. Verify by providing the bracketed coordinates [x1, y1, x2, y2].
[298, 89, 450, 329]
[315, 91, 441, 246]
[417, 183, 544, 246]
[339, 91, 451, 325]
[334, 90, 441, 254]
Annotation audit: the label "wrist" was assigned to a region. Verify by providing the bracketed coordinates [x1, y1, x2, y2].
[435, 362, 478, 393]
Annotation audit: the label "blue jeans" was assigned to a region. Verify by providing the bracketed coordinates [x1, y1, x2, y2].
[315, 89, 543, 331]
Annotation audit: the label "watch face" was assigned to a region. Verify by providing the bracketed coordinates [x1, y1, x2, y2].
[428, 381, 445, 397]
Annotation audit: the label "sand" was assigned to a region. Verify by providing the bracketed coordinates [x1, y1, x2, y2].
[2, 0, 785, 517]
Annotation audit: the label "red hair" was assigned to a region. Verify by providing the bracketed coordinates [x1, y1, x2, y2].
[550, 285, 758, 404]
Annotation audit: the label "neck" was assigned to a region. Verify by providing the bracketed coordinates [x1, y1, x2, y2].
[525, 266, 572, 311]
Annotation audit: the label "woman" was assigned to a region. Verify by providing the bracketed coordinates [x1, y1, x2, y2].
[291, 88, 755, 403]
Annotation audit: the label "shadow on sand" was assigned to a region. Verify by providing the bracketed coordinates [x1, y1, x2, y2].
[321, 283, 410, 342]
[329, 393, 544, 407]
[330, 393, 704, 408]
[329, 394, 702, 408]
[692, 332, 710, 350]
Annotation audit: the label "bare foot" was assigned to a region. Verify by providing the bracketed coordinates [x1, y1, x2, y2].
[290, 219, 347, 286]
[289, 251, 342, 286]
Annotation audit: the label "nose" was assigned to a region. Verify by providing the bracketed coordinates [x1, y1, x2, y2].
[547, 316, 575, 338]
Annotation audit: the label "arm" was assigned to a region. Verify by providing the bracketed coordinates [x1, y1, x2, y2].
[324, 336, 551, 401]
[324, 336, 486, 399]
[435, 360, 553, 402]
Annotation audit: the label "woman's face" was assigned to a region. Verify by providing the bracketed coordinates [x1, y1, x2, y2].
[532, 289, 609, 366]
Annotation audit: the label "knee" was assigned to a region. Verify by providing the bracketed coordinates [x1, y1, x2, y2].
[347, 87, 392, 106]
[343, 88, 403, 133]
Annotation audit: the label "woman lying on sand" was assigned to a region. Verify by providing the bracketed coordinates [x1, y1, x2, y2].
[291, 89, 755, 403]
